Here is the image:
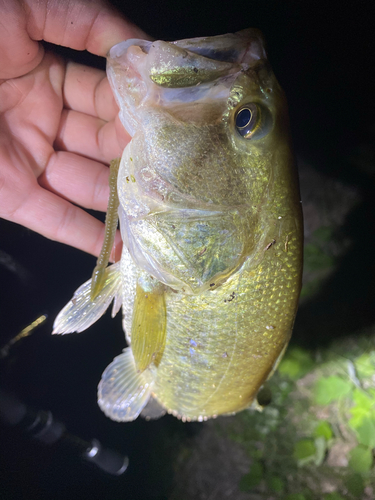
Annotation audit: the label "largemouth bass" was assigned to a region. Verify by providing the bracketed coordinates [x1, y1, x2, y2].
[53, 29, 303, 422]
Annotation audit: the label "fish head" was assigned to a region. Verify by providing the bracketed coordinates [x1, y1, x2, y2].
[107, 30, 297, 294]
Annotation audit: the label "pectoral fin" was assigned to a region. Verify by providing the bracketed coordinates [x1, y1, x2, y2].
[131, 281, 167, 372]
[98, 347, 153, 422]
[53, 262, 122, 334]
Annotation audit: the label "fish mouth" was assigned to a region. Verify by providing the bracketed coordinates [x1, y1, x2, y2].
[108, 29, 265, 68]
[107, 29, 268, 136]
[108, 30, 265, 92]
[172, 29, 266, 64]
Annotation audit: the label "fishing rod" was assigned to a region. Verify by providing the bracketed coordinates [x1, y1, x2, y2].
[0, 315, 128, 476]
[0, 388, 128, 476]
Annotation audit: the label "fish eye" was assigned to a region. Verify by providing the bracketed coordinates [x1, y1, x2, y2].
[234, 102, 272, 140]
[235, 103, 258, 138]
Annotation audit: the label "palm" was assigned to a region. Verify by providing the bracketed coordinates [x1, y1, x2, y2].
[0, 51, 128, 257]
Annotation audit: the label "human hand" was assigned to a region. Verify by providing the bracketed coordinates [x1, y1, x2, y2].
[0, 0, 147, 260]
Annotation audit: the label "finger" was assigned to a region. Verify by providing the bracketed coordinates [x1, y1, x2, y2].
[62, 62, 118, 121]
[0, 1, 44, 80]
[38, 151, 111, 212]
[54, 109, 130, 164]
[0, 53, 66, 183]
[8, 181, 122, 260]
[0, 0, 149, 80]
[27, 0, 149, 56]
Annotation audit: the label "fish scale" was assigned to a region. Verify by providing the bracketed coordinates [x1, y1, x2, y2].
[154, 213, 301, 420]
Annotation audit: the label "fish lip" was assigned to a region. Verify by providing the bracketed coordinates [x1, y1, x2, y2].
[173, 29, 266, 66]
[107, 30, 267, 67]
[107, 38, 152, 60]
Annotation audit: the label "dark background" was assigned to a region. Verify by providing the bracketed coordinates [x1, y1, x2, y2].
[0, 1, 374, 499]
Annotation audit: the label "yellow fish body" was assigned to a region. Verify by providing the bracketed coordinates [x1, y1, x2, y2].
[53, 30, 303, 422]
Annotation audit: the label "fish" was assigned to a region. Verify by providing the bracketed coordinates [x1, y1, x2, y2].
[53, 29, 303, 423]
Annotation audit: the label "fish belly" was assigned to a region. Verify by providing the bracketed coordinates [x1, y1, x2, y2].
[153, 217, 301, 420]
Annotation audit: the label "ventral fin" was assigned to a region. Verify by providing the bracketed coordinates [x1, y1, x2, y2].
[53, 262, 122, 334]
[131, 279, 167, 372]
[140, 396, 167, 421]
[97, 347, 153, 422]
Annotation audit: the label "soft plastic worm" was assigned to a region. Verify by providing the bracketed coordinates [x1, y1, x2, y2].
[90, 158, 121, 300]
